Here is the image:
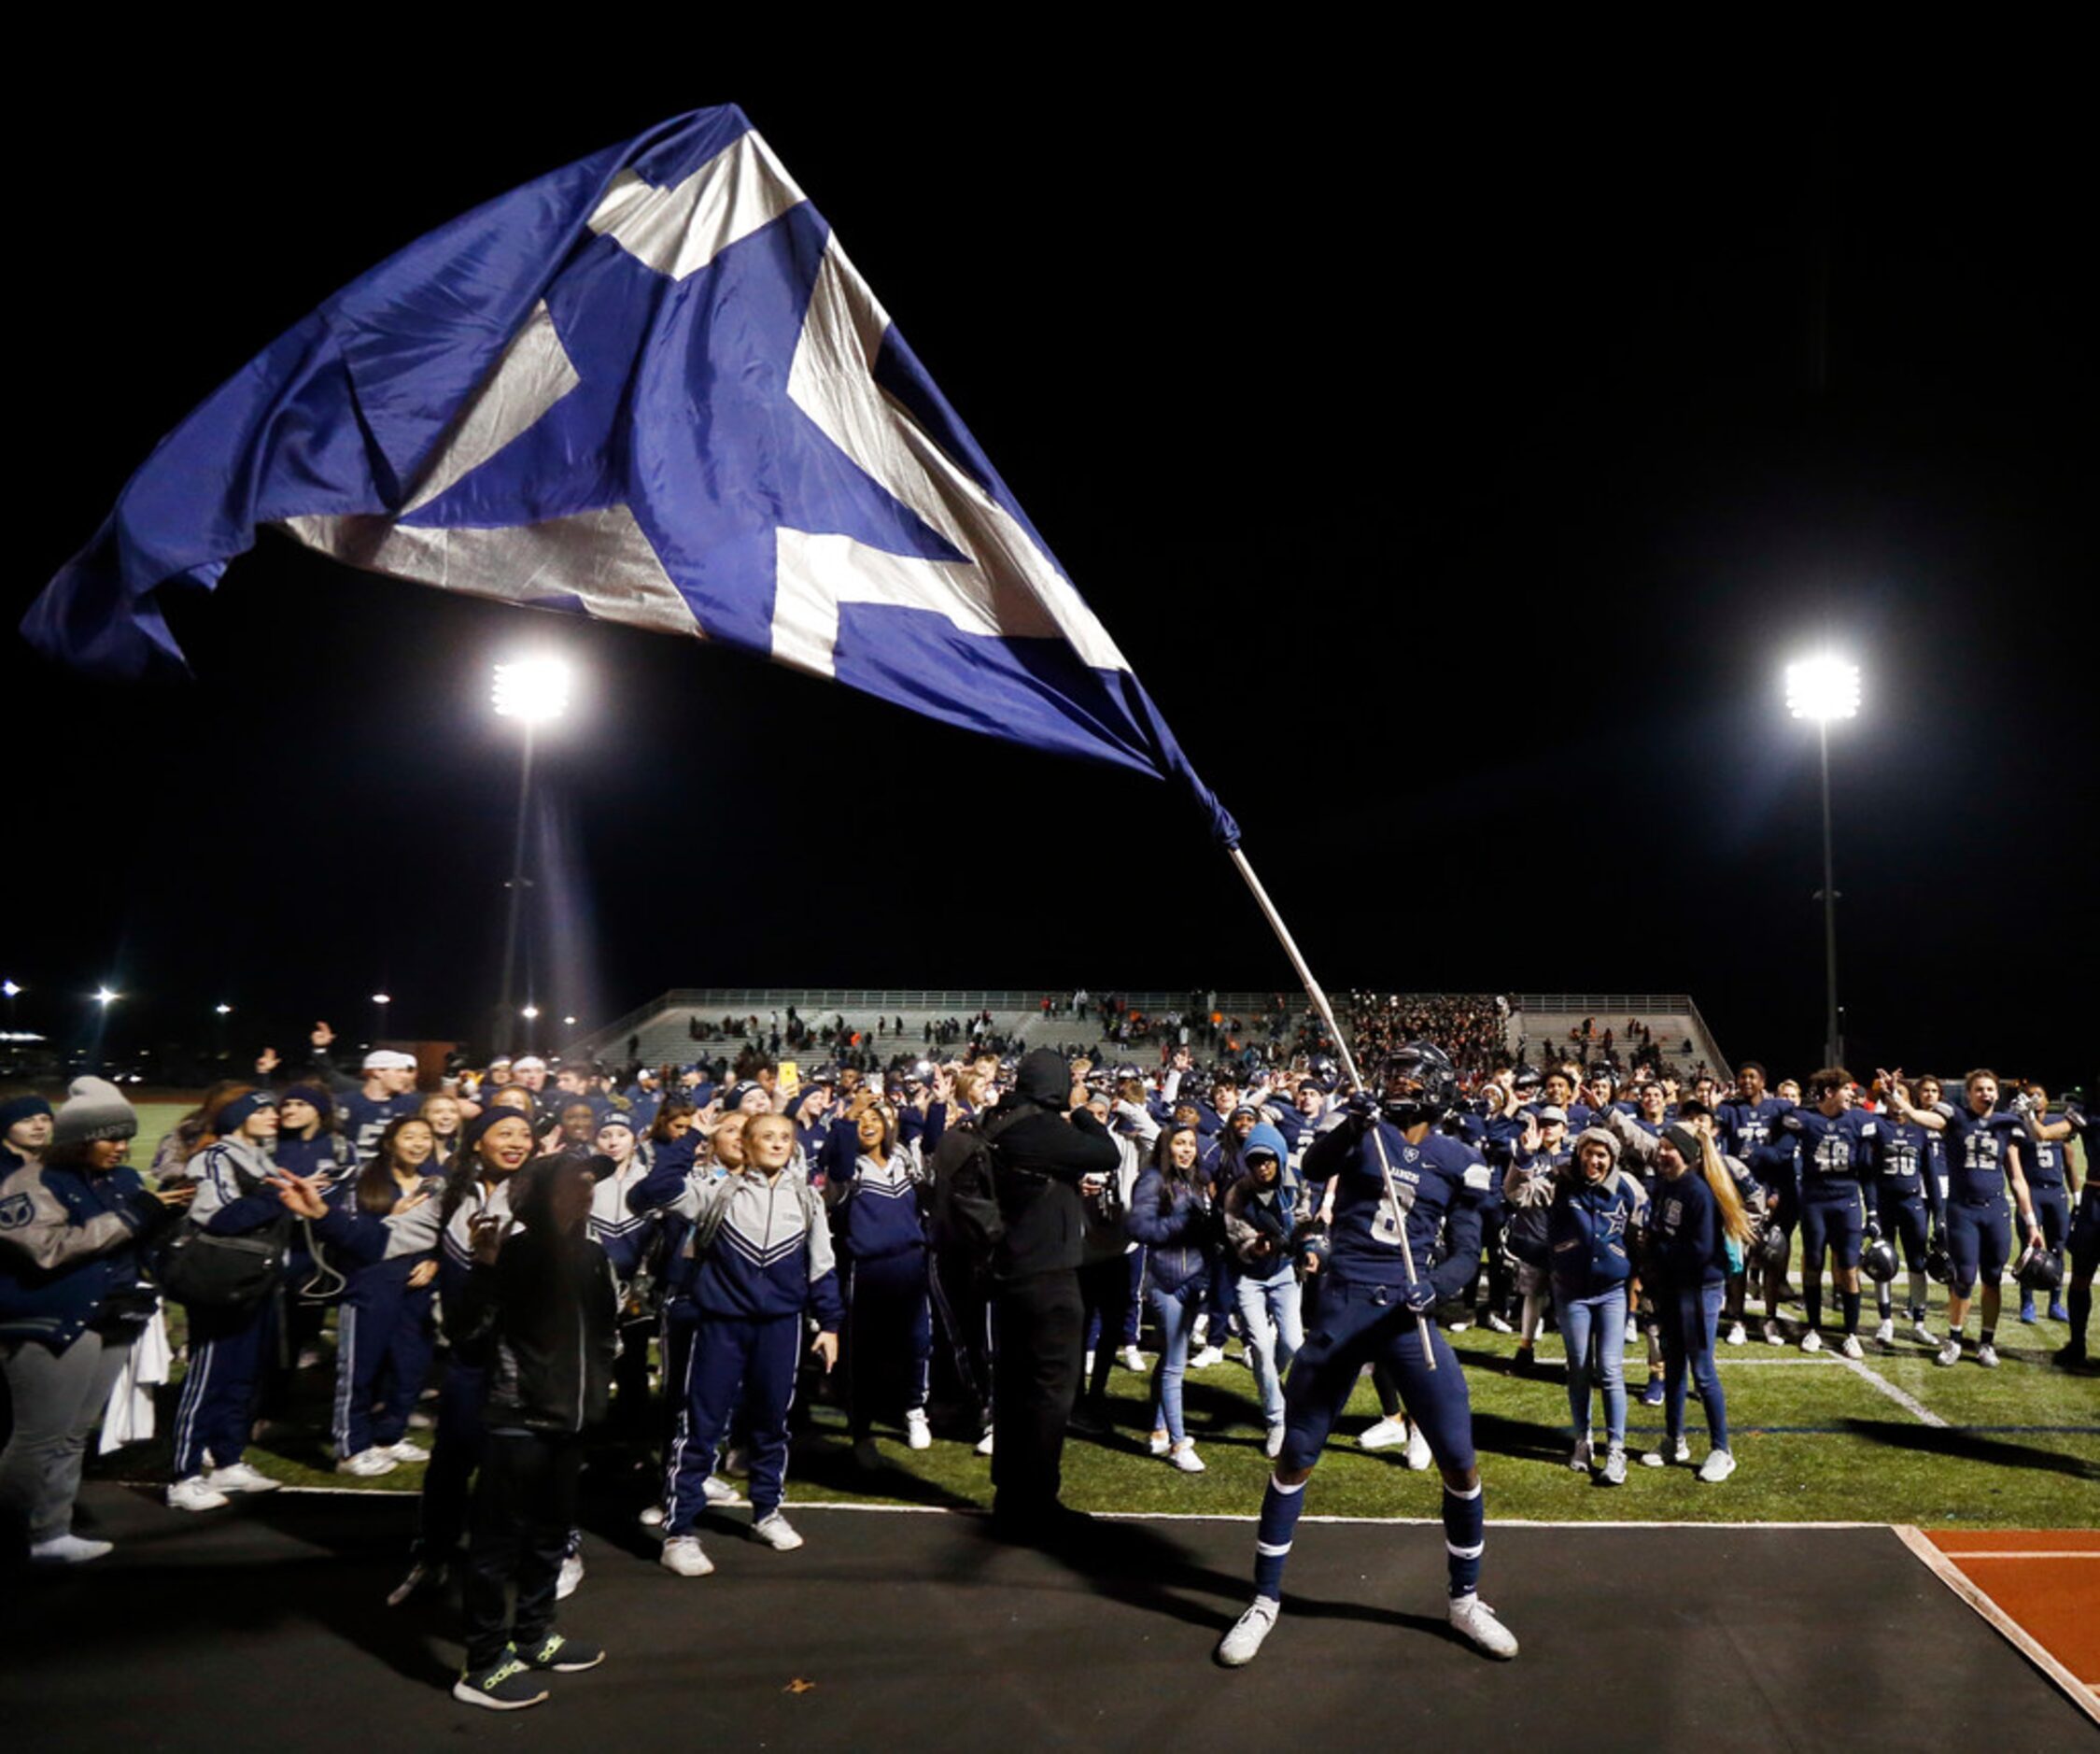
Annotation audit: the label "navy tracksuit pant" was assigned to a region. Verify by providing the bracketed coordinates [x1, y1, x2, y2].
[663, 1309, 800, 1532]
[172, 1295, 279, 1478]
[332, 1271, 435, 1457]
[845, 1250, 932, 1436]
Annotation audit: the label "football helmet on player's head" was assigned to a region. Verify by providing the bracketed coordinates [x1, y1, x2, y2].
[1378, 1041, 1459, 1130]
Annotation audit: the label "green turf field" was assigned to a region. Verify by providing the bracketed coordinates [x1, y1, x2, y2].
[113, 1101, 2095, 1528]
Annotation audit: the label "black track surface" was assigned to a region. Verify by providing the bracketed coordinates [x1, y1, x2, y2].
[6, 1486, 2089, 1749]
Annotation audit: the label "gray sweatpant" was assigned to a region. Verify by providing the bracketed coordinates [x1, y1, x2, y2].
[1, 1332, 131, 1543]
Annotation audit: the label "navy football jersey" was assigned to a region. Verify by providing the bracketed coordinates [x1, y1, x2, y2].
[1938, 1102, 2024, 1205]
[1783, 1106, 1871, 1195]
[1301, 1119, 1494, 1297]
[341, 1090, 421, 1164]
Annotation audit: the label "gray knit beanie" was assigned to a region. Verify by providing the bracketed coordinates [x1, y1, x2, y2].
[50, 1076, 138, 1147]
[1571, 1125, 1620, 1167]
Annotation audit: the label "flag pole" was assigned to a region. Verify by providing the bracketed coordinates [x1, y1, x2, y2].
[1228, 845, 1437, 1369]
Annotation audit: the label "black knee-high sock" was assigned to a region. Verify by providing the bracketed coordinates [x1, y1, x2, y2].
[2068, 1280, 2092, 1349]
[1804, 1280, 1823, 1332]
[1840, 1291, 1861, 1336]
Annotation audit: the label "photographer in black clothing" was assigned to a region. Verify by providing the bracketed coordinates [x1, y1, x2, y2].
[988, 1048, 1120, 1535]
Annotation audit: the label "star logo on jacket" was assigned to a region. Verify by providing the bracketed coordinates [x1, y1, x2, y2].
[1599, 1207, 1628, 1243]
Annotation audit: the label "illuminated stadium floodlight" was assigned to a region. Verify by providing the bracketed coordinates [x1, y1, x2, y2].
[93, 986, 119, 1006]
[1785, 656, 1862, 1066]
[491, 657, 571, 723]
[1785, 656, 1861, 723]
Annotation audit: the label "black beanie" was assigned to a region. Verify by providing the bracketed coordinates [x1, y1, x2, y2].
[1663, 1123, 1704, 1166]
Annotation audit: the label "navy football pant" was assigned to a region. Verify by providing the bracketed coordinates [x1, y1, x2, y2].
[1946, 1198, 2011, 1296]
[1799, 1188, 1866, 1271]
[1279, 1280, 1474, 1475]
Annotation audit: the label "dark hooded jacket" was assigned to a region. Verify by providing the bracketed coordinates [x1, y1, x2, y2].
[988, 1049, 1120, 1280]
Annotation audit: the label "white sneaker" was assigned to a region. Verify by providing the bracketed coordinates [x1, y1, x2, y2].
[1167, 1438, 1205, 1473]
[722, 1447, 750, 1478]
[701, 1474, 741, 1506]
[338, 1448, 399, 1478]
[1725, 1322, 1748, 1346]
[905, 1408, 933, 1451]
[1799, 1330, 1822, 1354]
[167, 1476, 230, 1512]
[660, 1535, 713, 1577]
[1839, 1335, 1864, 1360]
[1911, 1318, 1936, 1345]
[1190, 1346, 1226, 1370]
[1874, 1319, 1895, 1346]
[205, 1462, 280, 1494]
[1264, 1422, 1286, 1460]
[556, 1552, 585, 1599]
[1118, 1345, 1148, 1372]
[1698, 1449, 1738, 1484]
[1403, 1424, 1432, 1471]
[752, 1511, 804, 1551]
[1446, 1315, 1473, 1333]
[1484, 1311, 1515, 1335]
[1149, 1430, 1172, 1456]
[638, 1504, 665, 1530]
[385, 1439, 430, 1463]
[1935, 1338, 1962, 1367]
[29, 1533, 113, 1564]
[1447, 1593, 1519, 1660]
[1976, 1341, 2000, 1368]
[1641, 1437, 1691, 1468]
[1358, 1416, 1408, 1451]
[975, 1427, 995, 1457]
[1217, 1597, 1279, 1666]
[1601, 1445, 1628, 1486]
[1763, 1318, 1785, 1346]
[1569, 1436, 1593, 1471]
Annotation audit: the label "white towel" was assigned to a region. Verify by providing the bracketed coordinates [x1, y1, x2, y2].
[99, 1308, 174, 1453]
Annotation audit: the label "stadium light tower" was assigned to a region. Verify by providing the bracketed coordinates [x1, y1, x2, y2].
[1785, 656, 1861, 1068]
[491, 657, 571, 1055]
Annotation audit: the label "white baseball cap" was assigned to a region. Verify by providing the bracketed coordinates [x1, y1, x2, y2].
[363, 1049, 417, 1071]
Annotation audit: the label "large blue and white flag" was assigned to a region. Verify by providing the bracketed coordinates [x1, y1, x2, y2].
[26, 106, 1236, 844]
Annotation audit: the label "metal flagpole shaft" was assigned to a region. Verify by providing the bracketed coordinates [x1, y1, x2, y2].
[1229, 845, 1436, 1369]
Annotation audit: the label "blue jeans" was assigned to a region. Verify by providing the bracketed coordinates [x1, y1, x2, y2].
[1555, 1284, 1628, 1446]
[1657, 1280, 1729, 1451]
[1233, 1263, 1304, 1426]
[1147, 1279, 1204, 1443]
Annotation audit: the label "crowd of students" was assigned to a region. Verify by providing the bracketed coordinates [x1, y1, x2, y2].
[0, 1026, 2090, 1706]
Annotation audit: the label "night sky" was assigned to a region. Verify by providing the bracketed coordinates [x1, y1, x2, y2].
[9, 48, 2093, 1085]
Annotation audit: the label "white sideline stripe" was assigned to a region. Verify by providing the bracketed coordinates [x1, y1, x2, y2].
[1895, 1524, 2100, 1729]
[107, 1481, 1896, 1529]
[1943, 1550, 2100, 1561]
[1835, 1352, 1950, 1427]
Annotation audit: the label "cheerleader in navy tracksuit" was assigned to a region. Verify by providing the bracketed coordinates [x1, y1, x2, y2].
[635, 1110, 841, 1577]
[168, 1090, 290, 1510]
[824, 1093, 940, 1461]
[1127, 1124, 1215, 1474]
[328, 1114, 443, 1478]
[585, 1112, 656, 1435]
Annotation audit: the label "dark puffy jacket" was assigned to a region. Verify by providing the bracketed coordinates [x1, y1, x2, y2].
[987, 1049, 1119, 1280]
[446, 1226, 618, 1434]
[1126, 1167, 1213, 1292]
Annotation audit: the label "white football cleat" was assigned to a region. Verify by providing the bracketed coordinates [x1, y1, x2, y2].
[1217, 1597, 1280, 1666]
[1976, 1341, 2000, 1369]
[1798, 1330, 1822, 1354]
[1725, 1322, 1748, 1346]
[1873, 1319, 1895, 1346]
[905, 1408, 933, 1451]
[1839, 1335, 1864, 1360]
[1763, 1318, 1785, 1346]
[1934, 1338, 1962, 1367]
[1447, 1593, 1519, 1659]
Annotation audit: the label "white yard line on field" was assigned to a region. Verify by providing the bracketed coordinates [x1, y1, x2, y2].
[1836, 1352, 1950, 1427]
